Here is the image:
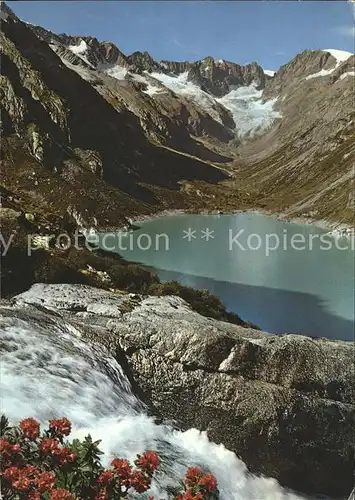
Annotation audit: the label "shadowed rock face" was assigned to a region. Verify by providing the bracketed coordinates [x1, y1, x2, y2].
[13, 283, 355, 497]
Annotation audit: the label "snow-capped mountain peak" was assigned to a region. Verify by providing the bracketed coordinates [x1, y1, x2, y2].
[322, 49, 353, 63]
[305, 49, 354, 80]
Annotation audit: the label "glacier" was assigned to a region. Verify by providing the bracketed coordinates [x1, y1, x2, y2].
[150, 71, 281, 137]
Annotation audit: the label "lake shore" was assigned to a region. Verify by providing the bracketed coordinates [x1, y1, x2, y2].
[130, 207, 354, 235]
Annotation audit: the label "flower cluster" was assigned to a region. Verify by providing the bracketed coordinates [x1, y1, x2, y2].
[176, 467, 218, 499]
[2, 465, 59, 498]
[49, 418, 72, 438]
[93, 450, 161, 498]
[0, 415, 218, 499]
[40, 438, 77, 465]
[19, 417, 41, 440]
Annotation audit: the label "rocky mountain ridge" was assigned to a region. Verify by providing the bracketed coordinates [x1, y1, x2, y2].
[28, 24, 267, 95]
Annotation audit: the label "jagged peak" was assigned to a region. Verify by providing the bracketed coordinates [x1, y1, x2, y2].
[0, 1, 18, 22]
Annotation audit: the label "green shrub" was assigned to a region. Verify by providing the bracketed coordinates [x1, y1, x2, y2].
[146, 281, 248, 326]
[108, 264, 159, 292]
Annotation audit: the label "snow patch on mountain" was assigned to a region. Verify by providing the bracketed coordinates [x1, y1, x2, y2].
[306, 49, 353, 79]
[340, 71, 355, 80]
[69, 40, 88, 55]
[101, 64, 128, 80]
[67, 40, 95, 68]
[264, 70, 276, 77]
[127, 73, 166, 95]
[150, 71, 223, 123]
[323, 49, 353, 63]
[306, 68, 335, 79]
[142, 84, 167, 96]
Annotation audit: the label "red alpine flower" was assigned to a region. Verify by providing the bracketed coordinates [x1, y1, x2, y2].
[58, 447, 77, 465]
[97, 470, 115, 485]
[36, 471, 56, 492]
[49, 417, 72, 437]
[111, 458, 132, 479]
[2, 466, 20, 482]
[28, 491, 41, 500]
[40, 438, 60, 455]
[184, 467, 203, 487]
[179, 490, 204, 500]
[0, 437, 12, 454]
[50, 488, 73, 499]
[19, 417, 40, 440]
[129, 469, 151, 493]
[21, 465, 39, 478]
[12, 476, 32, 492]
[135, 450, 160, 473]
[95, 489, 109, 500]
[198, 472, 217, 493]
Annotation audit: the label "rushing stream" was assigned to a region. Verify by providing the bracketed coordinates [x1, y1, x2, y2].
[0, 308, 312, 500]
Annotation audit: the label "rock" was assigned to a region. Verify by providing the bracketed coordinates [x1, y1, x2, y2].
[24, 212, 35, 222]
[0, 207, 21, 220]
[159, 57, 266, 97]
[14, 283, 140, 316]
[30, 234, 53, 250]
[13, 283, 355, 497]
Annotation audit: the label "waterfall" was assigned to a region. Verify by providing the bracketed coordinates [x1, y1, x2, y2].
[0, 307, 312, 499]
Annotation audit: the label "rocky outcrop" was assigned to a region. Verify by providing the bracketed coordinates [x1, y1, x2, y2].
[159, 57, 266, 97]
[127, 51, 161, 73]
[29, 25, 130, 69]
[13, 283, 355, 497]
[187, 58, 266, 97]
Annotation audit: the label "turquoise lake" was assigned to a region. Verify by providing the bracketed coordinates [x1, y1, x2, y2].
[99, 213, 354, 341]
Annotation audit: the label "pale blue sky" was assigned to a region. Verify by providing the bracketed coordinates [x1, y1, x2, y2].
[9, 1, 355, 70]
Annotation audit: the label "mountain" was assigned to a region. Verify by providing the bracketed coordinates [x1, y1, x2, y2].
[1, 2, 354, 230]
[0, 4, 228, 233]
[236, 49, 355, 224]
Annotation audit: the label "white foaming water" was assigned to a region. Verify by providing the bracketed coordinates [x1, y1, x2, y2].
[0, 310, 307, 499]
